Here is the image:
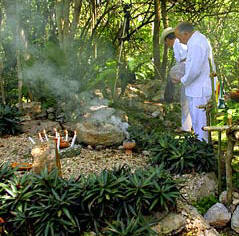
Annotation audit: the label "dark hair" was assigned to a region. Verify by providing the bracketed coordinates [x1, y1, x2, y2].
[177, 22, 194, 34]
[165, 32, 176, 40]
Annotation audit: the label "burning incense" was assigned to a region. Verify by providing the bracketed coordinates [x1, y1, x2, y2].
[28, 137, 36, 145]
[70, 130, 77, 148]
[43, 129, 49, 142]
[38, 133, 44, 142]
[65, 130, 68, 141]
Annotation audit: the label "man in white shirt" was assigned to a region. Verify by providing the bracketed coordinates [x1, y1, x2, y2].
[173, 22, 213, 142]
[161, 27, 192, 132]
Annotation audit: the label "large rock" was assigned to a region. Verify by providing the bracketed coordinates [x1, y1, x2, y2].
[180, 172, 218, 204]
[204, 203, 231, 227]
[154, 213, 186, 235]
[231, 205, 239, 233]
[75, 100, 128, 146]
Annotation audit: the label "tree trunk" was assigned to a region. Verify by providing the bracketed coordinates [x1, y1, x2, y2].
[0, 61, 5, 105]
[160, 0, 168, 80]
[71, 0, 83, 37]
[226, 135, 235, 205]
[153, 0, 161, 80]
[16, 0, 23, 111]
[0, 9, 5, 104]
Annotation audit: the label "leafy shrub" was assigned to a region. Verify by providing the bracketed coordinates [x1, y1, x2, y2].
[192, 195, 218, 215]
[0, 104, 22, 136]
[103, 216, 157, 236]
[0, 164, 180, 235]
[149, 133, 216, 174]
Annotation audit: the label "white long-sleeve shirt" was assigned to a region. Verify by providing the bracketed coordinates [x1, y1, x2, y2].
[181, 31, 212, 97]
[173, 38, 187, 63]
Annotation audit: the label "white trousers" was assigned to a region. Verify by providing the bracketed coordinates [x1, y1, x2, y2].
[187, 96, 211, 142]
[181, 87, 192, 132]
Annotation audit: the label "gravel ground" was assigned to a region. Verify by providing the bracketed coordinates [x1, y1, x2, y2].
[0, 133, 148, 179]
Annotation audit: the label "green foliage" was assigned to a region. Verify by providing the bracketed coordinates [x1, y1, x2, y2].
[192, 195, 218, 215]
[149, 133, 216, 174]
[0, 104, 22, 136]
[103, 216, 157, 236]
[0, 164, 180, 235]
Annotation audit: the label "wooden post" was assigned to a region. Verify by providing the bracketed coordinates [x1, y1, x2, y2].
[217, 131, 222, 194]
[226, 134, 235, 205]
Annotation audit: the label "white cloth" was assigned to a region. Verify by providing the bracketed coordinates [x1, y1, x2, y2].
[187, 96, 210, 141]
[180, 31, 214, 141]
[181, 31, 212, 97]
[173, 38, 187, 63]
[173, 39, 191, 131]
[181, 87, 192, 131]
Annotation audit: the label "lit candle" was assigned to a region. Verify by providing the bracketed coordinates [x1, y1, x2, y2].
[28, 137, 36, 145]
[38, 132, 44, 142]
[70, 130, 77, 147]
[54, 128, 58, 138]
[57, 134, 60, 151]
[65, 130, 68, 141]
[43, 129, 49, 142]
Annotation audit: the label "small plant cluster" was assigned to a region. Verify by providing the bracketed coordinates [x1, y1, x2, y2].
[0, 104, 22, 136]
[129, 126, 216, 175]
[0, 163, 179, 235]
[192, 195, 218, 215]
[149, 133, 216, 174]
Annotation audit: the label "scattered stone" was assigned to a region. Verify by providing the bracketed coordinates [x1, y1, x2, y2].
[219, 191, 227, 205]
[60, 145, 81, 159]
[152, 111, 161, 118]
[47, 107, 55, 113]
[142, 150, 150, 156]
[231, 205, 239, 233]
[233, 198, 239, 206]
[154, 213, 186, 235]
[204, 203, 231, 227]
[118, 145, 124, 150]
[87, 145, 93, 150]
[48, 113, 55, 120]
[233, 192, 239, 199]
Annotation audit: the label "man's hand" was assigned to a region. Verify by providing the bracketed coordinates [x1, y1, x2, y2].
[171, 77, 181, 84]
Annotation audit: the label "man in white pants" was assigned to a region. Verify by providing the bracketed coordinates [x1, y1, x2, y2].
[161, 27, 192, 132]
[173, 22, 214, 142]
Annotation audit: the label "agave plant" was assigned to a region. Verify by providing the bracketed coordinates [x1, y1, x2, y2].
[0, 104, 22, 136]
[150, 133, 216, 174]
[103, 216, 158, 236]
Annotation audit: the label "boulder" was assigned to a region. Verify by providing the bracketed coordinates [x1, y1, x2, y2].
[154, 213, 186, 235]
[231, 205, 239, 233]
[76, 118, 126, 146]
[204, 203, 231, 227]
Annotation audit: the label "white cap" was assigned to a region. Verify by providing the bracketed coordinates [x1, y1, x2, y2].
[160, 27, 175, 43]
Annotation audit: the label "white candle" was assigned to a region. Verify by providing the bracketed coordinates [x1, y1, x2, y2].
[38, 133, 44, 142]
[70, 131, 77, 147]
[43, 129, 49, 142]
[57, 135, 60, 151]
[65, 130, 68, 141]
[28, 137, 36, 145]
[54, 128, 58, 138]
